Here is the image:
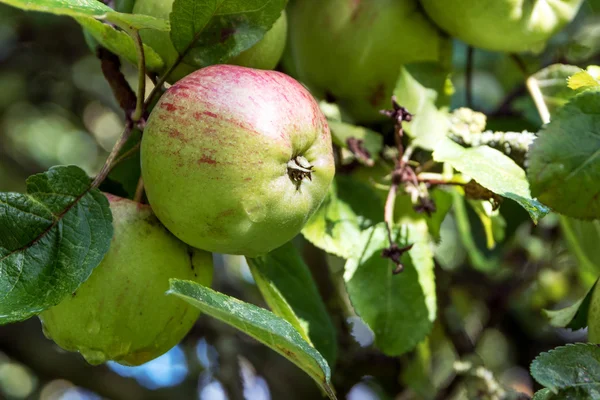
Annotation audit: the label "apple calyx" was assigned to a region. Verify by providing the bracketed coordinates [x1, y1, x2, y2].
[287, 155, 314, 184]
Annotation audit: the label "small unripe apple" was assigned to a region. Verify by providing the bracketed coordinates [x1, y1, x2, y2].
[39, 194, 213, 366]
[141, 65, 335, 257]
[132, 0, 287, 83]
[420, 0, 584, 53]
[286, 0, 449, 123]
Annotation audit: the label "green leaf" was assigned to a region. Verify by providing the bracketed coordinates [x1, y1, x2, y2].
[532, 388, 556, 400]
[0, 0, 111, 18]
[302, 176, 384, 259]
[531, 343, 600, 398]
[394, 190, 453, 241]
[104, 12, 169, 32]
[247, 242, 337, 365]
[344, 222, 436, 356]
[328, 121, 383, 164]
[528, 89, 600, 219]
[543, 279, 598, 330]
[568, 68, 600, 91]
[434, 137, 549, 223]
[77, 17, 164, 71]
[394, 65, 450, 150]
[0, 0, 169, 31]
[170, 0, 286, 67]
[560, 216, 600, 276]
[0, 166, 113, 324]
[167, 279, 336, 399]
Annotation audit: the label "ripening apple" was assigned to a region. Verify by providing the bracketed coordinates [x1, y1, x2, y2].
[133, 0, 287, 83]
[141, 65, 335, 257]
[420, 0, 584, 53]
[286, 0, 449, 123]
[39, 194, 213, 366]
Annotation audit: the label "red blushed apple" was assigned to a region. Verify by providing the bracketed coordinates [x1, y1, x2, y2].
[141, 65, 335, 257]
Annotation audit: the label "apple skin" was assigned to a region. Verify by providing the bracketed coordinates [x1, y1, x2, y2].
[421, 0, 584, 53]
[39, 194, 213, 366]
[141, 65, 335, 257]
[132, 0, 287, 83]
[286, 0, 449, 123]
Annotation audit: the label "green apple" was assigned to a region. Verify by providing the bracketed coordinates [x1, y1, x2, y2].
[39, 194, 213, 366]
[141, 65, 335, 257]
[132, 0, 287, 83]
[421, 0, 584, 53]
[286, 0, 449, 123]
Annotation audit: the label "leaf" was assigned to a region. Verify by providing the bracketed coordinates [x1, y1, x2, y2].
[394, 190, 454, 241]
[0, 0, 111, 18]
[170, 0, 286, 67]
[434, 137, 549, 223]
[344, 222, 436, 356]
[0, 166, 113, 324]
[328, 121, 383, 164]
[532, 388, 556, 400]
[568, 69, 600, 91]
[528, 89, 600, 219]
[560, 216, 600, 276]
[247, 242, 337, 365]
[394, 65, 450, 151]
[543, 279, 598, 330]
[0, 0, 169, 31]
[168, 279, 336, 399]
[302, 176, 384, 259]
[77, 17, 164, 71]
[531, 343, 600, 398]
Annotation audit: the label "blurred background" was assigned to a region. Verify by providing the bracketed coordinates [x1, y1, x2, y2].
[0, 1, 599, 399]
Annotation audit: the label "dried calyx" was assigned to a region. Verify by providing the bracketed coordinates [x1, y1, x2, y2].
[287, 155, 314, 183]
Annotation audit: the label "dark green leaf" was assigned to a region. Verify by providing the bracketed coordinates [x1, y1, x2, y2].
[167, 279, 336, 399]
[302, 175, 384, 259]
[0, 166, 113, 324]
[248, 242, 337, 365]
[344, 222, 436, 356]
[434, 137, 549, 222]
[528, 89, 600, 219]
[170, 0, 286, 67]
[532, 388, 556, 400]
[531, 343, 600, 398]
[544, 279, 598, 330]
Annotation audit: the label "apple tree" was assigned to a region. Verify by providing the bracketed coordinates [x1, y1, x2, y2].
[0, 0, 599, 399]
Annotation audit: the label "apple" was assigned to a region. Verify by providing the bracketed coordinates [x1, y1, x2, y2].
[420, 0, 584, 53]
[141, 65, 335, 257]
[39, 194, 213, 366]
[285, 0, 449, 123]
[588, 282, 600, 343]
[132, 0, 287, 83]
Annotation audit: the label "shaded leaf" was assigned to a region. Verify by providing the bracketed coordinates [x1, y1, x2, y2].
[168, 279, 336, 399]
[170, 0, 286, 67]
[344, 222, 436, 356]
[0, 166, 113, 324]
[560, 216, 600, 276]
[328, 121, 383, 165]
[302, 176, 383, 259]
[248, 242, 337, 365]
[434, 137, 549, 222]
[531, 343, 600, 398]
[543, 279, 598, 330]
[528, 89, 600, 219]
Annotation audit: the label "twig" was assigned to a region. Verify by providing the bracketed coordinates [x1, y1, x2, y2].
[526, 76, 551, 124]
[466, 46, 474, 108]
[133, 177, 145, 203]
[108, 142, 141, 172]
[91, 121, 134, 188]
